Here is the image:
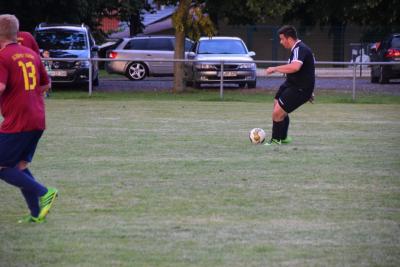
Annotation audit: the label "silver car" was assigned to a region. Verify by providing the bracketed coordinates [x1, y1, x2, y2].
[105, 36, 194, 80]
[185, 37, 257, 88]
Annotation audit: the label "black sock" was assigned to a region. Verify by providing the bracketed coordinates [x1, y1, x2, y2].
[272, 120, 285, 140]
[282, 115, 290, 140]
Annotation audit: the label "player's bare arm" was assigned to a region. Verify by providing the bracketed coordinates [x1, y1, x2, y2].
[41, 83, 51, 93]
[266, 61, 302, 75]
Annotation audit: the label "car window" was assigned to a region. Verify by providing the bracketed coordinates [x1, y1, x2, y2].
[391, 37, 400, 48]
[185, 39, 194, 52]
[147, 38, 173, 51]
[88, 31, 95, 47]
[170, 38, 194, 51]
[197, 39, 247, 54]
[125, 39, 148, 50]
[35, 29, 88, 50]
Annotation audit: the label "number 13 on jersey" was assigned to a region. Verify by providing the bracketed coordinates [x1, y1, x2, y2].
[18, 60, 37, 90]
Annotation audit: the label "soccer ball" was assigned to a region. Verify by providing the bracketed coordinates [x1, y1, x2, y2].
[249, 128, 266, 144]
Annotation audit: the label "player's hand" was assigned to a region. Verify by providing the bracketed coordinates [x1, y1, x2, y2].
[265, 67, 275, 75]
[309, 93, 315, 103]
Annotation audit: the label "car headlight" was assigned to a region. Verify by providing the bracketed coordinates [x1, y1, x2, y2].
[238, 63, 256, 69]
[195, 63, 216, 70]
[75, 60, 90, 68]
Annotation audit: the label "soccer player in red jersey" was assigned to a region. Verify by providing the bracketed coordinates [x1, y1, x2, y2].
[17, 31, 40, 54]
[0, 14, 58, 223]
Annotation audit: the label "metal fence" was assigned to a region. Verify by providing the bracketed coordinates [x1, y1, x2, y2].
[41, 57, 400, 100]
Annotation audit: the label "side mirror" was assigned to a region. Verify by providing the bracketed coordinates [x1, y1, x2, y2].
[187, 51, 196, 59]
[248, 51, 256, 57]
[91, 45, 99, 52]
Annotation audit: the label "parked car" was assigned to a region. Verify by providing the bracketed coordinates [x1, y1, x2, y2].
[105, 35, 194, 80]
[185, 36, 257, 88]
[34, 23, 99, 86]
[98, 39, 122, 69]
[369, 33, 400, 83]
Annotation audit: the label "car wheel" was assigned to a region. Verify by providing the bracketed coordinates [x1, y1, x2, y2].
[126, 62, 147, 81]
[247, 81, 256, 88]
[378, 66, 388, 84]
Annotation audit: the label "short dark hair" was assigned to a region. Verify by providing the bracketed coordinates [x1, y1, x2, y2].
[278, 25, 298, 40]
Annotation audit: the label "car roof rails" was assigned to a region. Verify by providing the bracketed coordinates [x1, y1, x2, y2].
[36, 23, 87, 30]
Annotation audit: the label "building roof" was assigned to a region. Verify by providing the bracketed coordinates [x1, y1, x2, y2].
[109, 5, 175, 38]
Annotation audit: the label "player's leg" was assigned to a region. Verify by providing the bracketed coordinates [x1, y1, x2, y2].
[266, 85, 288, 145]
[0, 131, 57, 222]
[18, 165, 41, 218]
[19, 131, 58, 221]
[267, 87, 307, 145]
[0, 133, 47, 197]
[281, 115, 292, 144]
[272, 100, 290, 141]
[0, 167, 48, 198]
[271, 99, 287, 141]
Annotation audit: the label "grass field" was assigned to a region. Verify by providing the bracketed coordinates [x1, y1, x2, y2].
[0, 91, 399, 266]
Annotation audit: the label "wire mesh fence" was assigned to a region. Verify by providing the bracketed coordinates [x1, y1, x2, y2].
[41, 57, 400, 100]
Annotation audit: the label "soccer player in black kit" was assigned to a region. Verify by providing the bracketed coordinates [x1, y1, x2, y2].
[265, 25, 315, 146]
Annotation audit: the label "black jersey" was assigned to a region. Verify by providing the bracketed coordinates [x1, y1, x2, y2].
[285, 40, 315, 92]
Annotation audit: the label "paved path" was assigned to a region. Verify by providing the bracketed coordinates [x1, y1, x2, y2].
[95, 76, 400, 95]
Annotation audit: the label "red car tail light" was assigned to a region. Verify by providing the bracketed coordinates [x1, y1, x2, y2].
[385, 48, 400, 58]
[108, 51, 118, 59]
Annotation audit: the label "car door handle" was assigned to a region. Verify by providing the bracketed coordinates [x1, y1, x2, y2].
[146, 54, 152, 56]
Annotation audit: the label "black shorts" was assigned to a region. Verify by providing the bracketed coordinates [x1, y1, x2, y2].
[275, 84, 313, 113]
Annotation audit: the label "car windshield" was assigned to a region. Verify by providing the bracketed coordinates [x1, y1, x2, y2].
[198, 39, 247, 54]
[36, 29, 88, 50]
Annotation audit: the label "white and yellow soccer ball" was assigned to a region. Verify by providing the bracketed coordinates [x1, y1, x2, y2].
[249, 128, 266, 144]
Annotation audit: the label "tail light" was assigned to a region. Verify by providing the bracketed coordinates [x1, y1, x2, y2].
[384, 48, 400, 58]
[108, 51, 118, 59]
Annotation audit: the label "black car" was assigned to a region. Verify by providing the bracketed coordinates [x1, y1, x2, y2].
[34, 23, 99, 86]
[370, 33, 400, 83]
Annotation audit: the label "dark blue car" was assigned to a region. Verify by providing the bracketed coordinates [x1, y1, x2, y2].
[370, 33, 400, 84]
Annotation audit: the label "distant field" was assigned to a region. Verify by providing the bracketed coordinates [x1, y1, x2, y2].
[0, 92, 399, 266]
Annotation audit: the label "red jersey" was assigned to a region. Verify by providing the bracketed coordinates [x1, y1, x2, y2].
[0, 43, 50, 133]
[17, 31, 40, 55]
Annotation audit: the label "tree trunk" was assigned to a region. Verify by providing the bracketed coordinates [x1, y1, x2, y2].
[173, 30, 186, 93]
[172, 0, 191, 93]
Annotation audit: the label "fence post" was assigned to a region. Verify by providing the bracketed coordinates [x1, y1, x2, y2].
[352, 62, 356, 101]
[220, 61, 224, 100]
[88, 58, 93, 96]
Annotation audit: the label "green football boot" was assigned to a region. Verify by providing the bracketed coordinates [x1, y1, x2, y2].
[281, 136, 293, 144]
[264, 138, 282, 146]
[18, 215, 45, 224]
[38, 187, 58, 220]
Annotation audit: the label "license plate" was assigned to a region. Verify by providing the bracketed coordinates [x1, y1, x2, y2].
[48, 70, 67, 77]
[218, 71, 237, 77]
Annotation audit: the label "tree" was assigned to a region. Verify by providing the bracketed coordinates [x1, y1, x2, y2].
[105, 0, 151, 37]
[205, 0, 399, 61]
[0, 0, 89, 31]
[281, 0, 400, 60]
[154, 0, 215, 93]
